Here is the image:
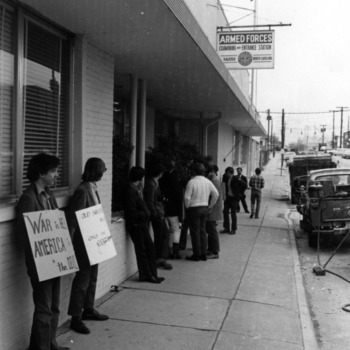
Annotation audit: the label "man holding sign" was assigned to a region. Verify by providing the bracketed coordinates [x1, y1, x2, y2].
[67, 158, 110, 335]
[17, 153, 70, 350]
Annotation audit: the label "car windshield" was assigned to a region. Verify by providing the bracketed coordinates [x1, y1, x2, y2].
[315, 175, 350, 186]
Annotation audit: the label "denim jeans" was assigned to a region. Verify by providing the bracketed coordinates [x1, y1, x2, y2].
[251, 189, 262, 217]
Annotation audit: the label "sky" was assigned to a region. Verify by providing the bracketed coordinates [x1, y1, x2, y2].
[220, 0, 350, 147]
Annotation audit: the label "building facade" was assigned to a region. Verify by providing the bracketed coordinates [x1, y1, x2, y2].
[0, 1, 265, 348]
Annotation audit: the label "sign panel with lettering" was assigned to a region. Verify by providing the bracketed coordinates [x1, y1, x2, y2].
[217, 30, 275, 69]
[76, 204, 117, 265]
[23, 210, 79, 281]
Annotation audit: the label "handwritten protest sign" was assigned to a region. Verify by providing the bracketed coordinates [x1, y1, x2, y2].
[76, 204, 117, 265]
[23, 210, 79, 281]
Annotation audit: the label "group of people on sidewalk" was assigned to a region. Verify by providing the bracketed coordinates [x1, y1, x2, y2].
[220, 166, 265, 234]
[16, 153, 265, 350]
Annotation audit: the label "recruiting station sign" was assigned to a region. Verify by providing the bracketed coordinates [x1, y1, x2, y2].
[23, 210, 79, 281]
[217, 30, 275, 69]
[76, 204, 117, 265]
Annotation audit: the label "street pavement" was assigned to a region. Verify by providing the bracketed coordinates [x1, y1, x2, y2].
[57, 154, 319, 350]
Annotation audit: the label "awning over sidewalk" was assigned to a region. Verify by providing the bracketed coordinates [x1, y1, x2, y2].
[22, 0, 266, 137]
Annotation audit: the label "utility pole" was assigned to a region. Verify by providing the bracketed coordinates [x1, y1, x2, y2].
[320, 124, 326, 145]
[267, 109, 271, 151]
[329, 110, 336, 148]
[337, 106, 348, 148]
[281, 109, 285, 149]
[271, 117, 273, 151]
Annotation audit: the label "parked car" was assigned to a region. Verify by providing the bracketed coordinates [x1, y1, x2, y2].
[331, 148, 346, 156]
[342, 149, 350, 159]
[284, 151, 296, 161]
[297, 168, 350, 247]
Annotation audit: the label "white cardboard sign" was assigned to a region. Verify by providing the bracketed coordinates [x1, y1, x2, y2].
[75, 204, 117, 265]
[23, 210, 79, 281]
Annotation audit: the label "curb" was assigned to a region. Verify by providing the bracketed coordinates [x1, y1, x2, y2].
[286, 211, 319, 350]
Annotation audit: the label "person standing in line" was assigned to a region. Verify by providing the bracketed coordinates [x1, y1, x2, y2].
[144, 163, 173, 270]
[206, 165, 222, 259]
[67, 158, 109, 335]
[249, 167, 265, 219]
[236, 167, 249, 214]
[179, 161, 194, 250]
[184, 163, 219, 261]
[159, 160, 183, 259]
[17, 153, 70, 350]
[220, 166, 233, 233]
[221, 167, 241, 234]
[123, 166, 164, 284]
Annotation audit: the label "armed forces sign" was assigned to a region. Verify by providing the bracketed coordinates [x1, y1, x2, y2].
[217, 30, 275, 69]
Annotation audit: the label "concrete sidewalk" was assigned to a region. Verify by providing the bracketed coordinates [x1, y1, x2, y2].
[57, 155, 318, 350]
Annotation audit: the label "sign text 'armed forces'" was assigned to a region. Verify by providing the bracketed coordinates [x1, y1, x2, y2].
[217, 30, 275, 69]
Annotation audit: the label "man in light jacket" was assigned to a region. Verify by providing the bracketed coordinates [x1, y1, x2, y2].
[184, 163, 219, 261]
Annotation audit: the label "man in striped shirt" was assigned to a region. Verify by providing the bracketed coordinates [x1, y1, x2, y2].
[249, 168, 265, 219]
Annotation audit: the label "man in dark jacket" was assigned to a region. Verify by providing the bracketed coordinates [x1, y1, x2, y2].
[123, 166, 164, 284]
[236, 167, 249, 214]
[221, 167, 241, 235]
[144, 164, 173, 270]
[159, 160, 183, 259]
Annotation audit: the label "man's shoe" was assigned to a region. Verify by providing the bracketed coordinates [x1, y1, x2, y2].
[245, 210, 250, 213]
[82, 309, 109, 321]
[156, 276, 165, 282]
[159, 260, 173, 270]
[52, 347, 71, 350]
[249, 214, 254, 218]
[220, 229, 229, 234]
[229, 230, 236, 235]
[70, 320, 91, 334]
[141, 276, 161, 284]
[207, 253, 219, 259]
[255, 216, 259, 219]
[200, 254, 207, 261]
[186, 255, 200, 261]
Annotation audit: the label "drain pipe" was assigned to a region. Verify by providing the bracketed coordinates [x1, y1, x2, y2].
[204, 113, 222, 156]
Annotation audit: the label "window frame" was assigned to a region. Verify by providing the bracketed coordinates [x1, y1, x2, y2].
[0, 2, 74, 220]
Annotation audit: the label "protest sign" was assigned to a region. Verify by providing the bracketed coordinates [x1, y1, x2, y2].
[76, 204, 117, 265]
[23, 210, 79, 281]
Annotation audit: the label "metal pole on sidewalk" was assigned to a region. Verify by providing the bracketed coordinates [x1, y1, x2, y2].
[281, 109, 285, 176]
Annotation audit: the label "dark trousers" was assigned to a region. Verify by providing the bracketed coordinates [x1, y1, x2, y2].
[151, 217, 170, 260]
[68, 264, 98, 317]
[206, 220, 220, 254]
[223, 196, 238, 231]
[28, 277, 61, 350]
[237, 194, 249, 212]
[187, 206, 209, 257]
[129, 225, 158, 280]
[179, 210, 190, 249]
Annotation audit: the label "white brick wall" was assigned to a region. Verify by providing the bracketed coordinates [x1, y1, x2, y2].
[0, 38, 137, 350]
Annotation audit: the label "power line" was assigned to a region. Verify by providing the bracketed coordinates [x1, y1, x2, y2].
[259, 109, 350, 115]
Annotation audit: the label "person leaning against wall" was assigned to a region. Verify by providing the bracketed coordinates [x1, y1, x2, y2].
[66, 158, 109, 335]
[123, 166, 165, 284]
[144, 163, 173, 270]
[16, 153, 70, 350]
